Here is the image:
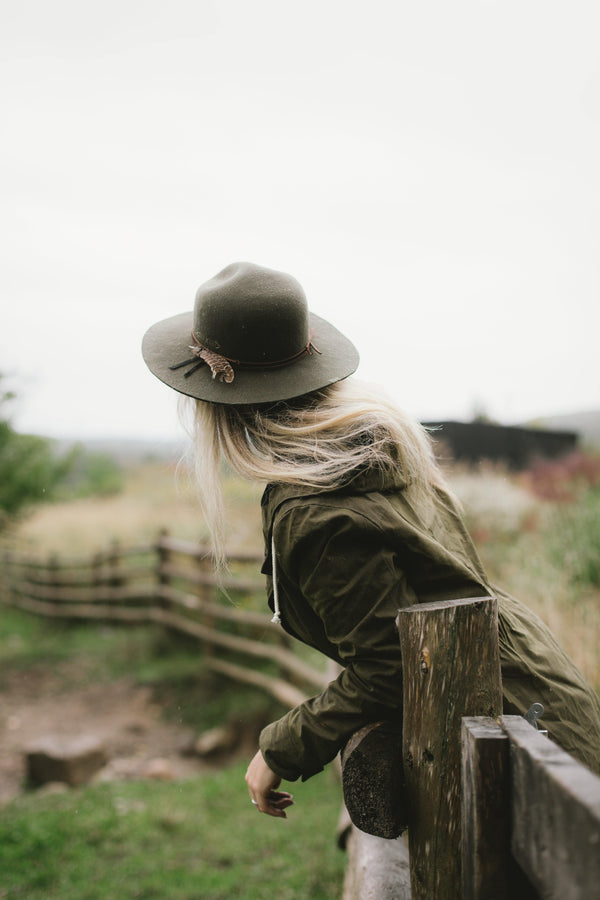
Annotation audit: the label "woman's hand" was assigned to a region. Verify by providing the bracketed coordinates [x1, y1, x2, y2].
[245, 750, 295, 818]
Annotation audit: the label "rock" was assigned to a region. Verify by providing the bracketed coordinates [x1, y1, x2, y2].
[26, 736, 108, 787]
[142, 757, 176, 780]
[190, 725, 238, 759]
[37, 781, 70, 797]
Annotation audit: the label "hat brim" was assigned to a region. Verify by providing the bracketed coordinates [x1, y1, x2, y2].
[142, 311, 359, 405]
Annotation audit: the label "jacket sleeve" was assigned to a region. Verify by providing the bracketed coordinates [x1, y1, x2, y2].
[259, 501, 412, 782]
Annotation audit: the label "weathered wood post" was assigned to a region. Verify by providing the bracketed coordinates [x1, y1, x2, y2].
[108, 539, 123, 598]
[156, 528, 171, 608]
[91, 549, 102, 602]
[47, 552, 60, 605]
[461, 717, 513, 900]
[196, 544, 216, 660]
[396, 597, 502, 900]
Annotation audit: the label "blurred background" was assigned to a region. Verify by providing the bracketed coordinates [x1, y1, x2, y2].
[1, 2, 599, 897]
[2, 0, 599, 444]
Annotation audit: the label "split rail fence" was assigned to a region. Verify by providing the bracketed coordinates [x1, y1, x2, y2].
[0, 531, 327, 708]
[343, 596, 600, 900]
[2, 537, 600, 899]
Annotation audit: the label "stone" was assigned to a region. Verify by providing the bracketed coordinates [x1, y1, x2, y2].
[26, 736, 108, 787]
[141, 757, 176, 780]
[191, 725, 238, 758]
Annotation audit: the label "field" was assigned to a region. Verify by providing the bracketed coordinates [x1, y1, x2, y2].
[7, 453, 600, 690]
[1, 453, 599, 898]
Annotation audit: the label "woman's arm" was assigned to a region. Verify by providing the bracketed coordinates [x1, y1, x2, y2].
[259, 502, 409, 782]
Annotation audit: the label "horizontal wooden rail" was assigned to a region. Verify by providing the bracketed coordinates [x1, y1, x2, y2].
[158, 561, 264, 594]
[11, 580, 155, 605]
[207, 658, 309, 708]
[6, 544, 598, 899]
[462, 715, 600, 900]
[0, 533, 326, 707]
[1, 544, 157, 570]
[160, 585, 281, 629]
[157, 534, 260, 563]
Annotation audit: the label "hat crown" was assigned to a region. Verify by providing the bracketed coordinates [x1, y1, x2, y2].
[193, 262, 309, 363]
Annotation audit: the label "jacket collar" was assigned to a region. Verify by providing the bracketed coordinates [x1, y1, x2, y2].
[261, 465, 408, 530]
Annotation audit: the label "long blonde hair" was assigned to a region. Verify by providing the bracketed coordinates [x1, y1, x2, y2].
[180, 378, 447, 567]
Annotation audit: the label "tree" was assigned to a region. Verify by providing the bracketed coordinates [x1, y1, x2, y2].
[0, 379, 76, 529]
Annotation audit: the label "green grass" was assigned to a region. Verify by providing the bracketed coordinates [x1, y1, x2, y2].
[455, 479, 600, 691]
[0, 607, 289, 733]
[544, 487, 600, 588]
[0, 609, 345, 898]
[0, 763, 345, 899]
[0, 607, 159, 680]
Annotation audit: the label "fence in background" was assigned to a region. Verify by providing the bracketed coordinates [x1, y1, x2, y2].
[3, 542, 600, 898]
[0, 532, 327, 708]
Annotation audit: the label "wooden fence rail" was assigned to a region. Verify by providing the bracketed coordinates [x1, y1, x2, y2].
[0, 533, 328, 709]
[343, 597, 600, 900]
[3, 542, 600, 898]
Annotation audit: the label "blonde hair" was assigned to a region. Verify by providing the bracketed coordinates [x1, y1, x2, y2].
[180, 378, 448, 568]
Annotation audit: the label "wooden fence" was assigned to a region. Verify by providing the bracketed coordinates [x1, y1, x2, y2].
[0, 532, 327, 708]
[2, 540, 600, 898]
[343, 596, 600, 900]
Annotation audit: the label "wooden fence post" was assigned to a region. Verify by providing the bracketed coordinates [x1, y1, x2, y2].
[396, 597, 502, 900]
[92, 550, 102, 600]
[461, 717, 537, 900]
[461, 717, 511, 900]
[47, 552, 59, 602]
[197, 548, 215, 660]
[156, 529, 170, 608]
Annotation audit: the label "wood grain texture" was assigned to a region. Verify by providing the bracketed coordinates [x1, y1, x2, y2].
[502, 715, 600, 900]
[397, 597, 502, 900]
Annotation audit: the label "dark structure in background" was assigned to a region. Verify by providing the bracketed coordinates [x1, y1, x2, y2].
[422, 421, 578, 469]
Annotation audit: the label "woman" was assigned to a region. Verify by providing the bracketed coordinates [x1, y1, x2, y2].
[143, 261, 600, 819]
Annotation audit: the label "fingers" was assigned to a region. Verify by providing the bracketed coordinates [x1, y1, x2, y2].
[251, 790, 295, 818]
[269, 791, 295, 810]
[245, 749, 295, 818]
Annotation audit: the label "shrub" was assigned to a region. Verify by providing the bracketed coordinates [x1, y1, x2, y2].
[519, 452, 600, 502]
[544, 487, 600, 588]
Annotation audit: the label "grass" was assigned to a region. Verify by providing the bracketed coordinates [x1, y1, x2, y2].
[0, 764, 345, 899]
[0, 607, 289, 734]
[4, 458, 600, 693]
[0, 608, 344, 899]
[4, 456, 600, 692]
[447, 463, 600, 691]
[1, 451, 599, 898]
[5, 460, 263, 557]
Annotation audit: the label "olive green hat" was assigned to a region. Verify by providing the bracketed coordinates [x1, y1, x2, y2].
[142, 262, 359, 405]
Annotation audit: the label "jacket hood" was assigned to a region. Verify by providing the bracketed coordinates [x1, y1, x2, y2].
[261, 465, 408, 530]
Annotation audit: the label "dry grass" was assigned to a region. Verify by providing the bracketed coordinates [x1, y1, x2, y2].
[447, 464, 600, 692]
[7, 461, 264, 558]
[6, 457, 599, 691]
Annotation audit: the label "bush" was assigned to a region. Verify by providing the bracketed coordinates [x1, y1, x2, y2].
[55, 445, 123, 499]
[544, 487, 600, 588]
[0, 423, 74, 527]
[519, 451, 600, 502]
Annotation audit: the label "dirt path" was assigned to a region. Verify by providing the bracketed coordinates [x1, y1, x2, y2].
[0, 663, 228, 806]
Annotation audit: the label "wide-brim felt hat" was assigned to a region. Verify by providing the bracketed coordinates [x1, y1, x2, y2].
[142, 262, 359, 405]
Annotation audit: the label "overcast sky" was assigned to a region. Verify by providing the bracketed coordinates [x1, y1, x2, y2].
[2, 0, 599, 442]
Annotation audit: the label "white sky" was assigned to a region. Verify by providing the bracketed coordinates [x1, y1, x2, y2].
[1, 0, 599, 441]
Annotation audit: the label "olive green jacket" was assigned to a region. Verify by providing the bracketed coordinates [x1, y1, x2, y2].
[258, 467, 600, 781]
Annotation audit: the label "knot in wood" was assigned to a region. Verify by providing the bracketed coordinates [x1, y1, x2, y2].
[419, 646, 430, 674]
